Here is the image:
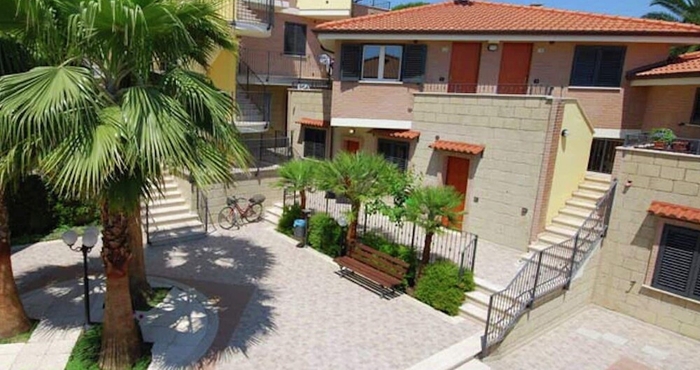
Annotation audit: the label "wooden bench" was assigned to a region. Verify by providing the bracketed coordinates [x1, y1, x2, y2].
[334, 243, 410, 297]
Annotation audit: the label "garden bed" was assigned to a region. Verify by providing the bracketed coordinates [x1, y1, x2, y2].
[65, 325, 152, 370]
[0, 319, 39, 344]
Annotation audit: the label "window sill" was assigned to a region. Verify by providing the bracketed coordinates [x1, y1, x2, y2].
[282, 53, 307, 58]
[640, 284, 700, 309]
[567, 86, 622, 92]
[359, 80, 404, 85]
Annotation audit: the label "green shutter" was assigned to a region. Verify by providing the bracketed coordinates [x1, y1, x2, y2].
[402, 44, 427, 83]
[340, 44, 362, 81]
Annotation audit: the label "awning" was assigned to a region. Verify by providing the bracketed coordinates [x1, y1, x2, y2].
[429, 139, 485, 155]
[296, 117, 330, 128]
[370, 129, 420, 140]
[648, 201, 700, 225]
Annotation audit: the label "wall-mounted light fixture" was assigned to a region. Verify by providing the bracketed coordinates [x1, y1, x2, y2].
[487, 43, 499, 52]
[561, 129, 570, 137]
[349, 128, 355, 135]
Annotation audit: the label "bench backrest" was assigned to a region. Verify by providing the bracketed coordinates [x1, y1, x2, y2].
[349, 243, 410, 280]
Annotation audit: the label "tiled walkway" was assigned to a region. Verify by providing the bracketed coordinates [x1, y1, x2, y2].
[485, 305, 700, 370]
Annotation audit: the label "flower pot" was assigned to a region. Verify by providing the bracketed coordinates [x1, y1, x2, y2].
[672, 140, 689, 153]
[653, 141, 667, 150]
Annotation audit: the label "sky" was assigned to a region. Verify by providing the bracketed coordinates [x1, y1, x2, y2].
[391, 0, 663, 18]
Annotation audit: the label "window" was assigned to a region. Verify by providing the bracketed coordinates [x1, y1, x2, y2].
[377, 139, 409, 171]
[362, 45, 403, 81]
[691, 88, 700, 125]
[570, 46, 626, 87]
[303, 128, 326, 159]
[284, 22, 306, 56]
[652, 224, 700, 300]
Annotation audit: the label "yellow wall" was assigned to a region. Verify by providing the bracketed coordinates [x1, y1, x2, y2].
[297, 0, 352, 10]
[208, 49, 237, 94]
[545, 101, 594, 224]
[216, 0, 234, 23]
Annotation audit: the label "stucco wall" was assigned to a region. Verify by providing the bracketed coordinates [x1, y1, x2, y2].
[296, 0, 351, 11]
[287, 89, 332, 158]
[411, 93, 555, 250]
[595, 148, 700, 340]
[641, 84, 700, 139]
[545, 102, 595, 224]
[209, 49, 237, 93]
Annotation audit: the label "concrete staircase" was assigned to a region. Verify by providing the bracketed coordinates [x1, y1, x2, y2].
[235, 90, 268, 133]
[459, 277, 503, 325]
[236, 0, 263, 24]
[142, 175, 206, 245]
[264, 201, 285, 226]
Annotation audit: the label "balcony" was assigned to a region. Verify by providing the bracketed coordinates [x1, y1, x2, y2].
[421, 83, 556, 96]
[625, 132, 700, 156]
[354, 0, 391, 10]
[238, 48, 331, 88]
[234, 0, 274, 38]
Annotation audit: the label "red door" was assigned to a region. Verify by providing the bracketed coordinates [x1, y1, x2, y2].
[444, 156, 469, 229]
[448, 43, 481, 93]
[498, 43, 533, 94]
[345, 140, 360, 153]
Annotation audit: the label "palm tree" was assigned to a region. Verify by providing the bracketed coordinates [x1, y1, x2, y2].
[404, 185, 463, 278]
[0, 1, 249, 368]
[642, 0, 700, 24]
[275, 159, 317, 209]
[316, 152, 402, 251]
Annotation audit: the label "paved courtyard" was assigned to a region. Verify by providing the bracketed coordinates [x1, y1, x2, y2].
[485, 305, 700, 370]
[10, 221, 482, 369]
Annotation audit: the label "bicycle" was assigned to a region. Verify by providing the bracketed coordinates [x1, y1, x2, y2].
[218, 194, 266, 230]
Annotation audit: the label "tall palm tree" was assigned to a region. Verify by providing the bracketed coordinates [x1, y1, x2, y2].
[0, 1, 249, 368]
[643, 0, 700, 24]
[316, 152, 402, 251]
[275, 159, 317, 209]
[403, 185, 462, 278]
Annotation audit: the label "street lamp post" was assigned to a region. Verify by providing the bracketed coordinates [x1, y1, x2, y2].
[62, 227, 100, 329]
[338, 215, 348, 256]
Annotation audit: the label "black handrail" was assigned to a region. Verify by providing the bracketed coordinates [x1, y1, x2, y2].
[235, 0, 274, 30]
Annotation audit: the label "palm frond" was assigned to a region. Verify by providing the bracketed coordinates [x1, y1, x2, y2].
[642, 11, 682, 22]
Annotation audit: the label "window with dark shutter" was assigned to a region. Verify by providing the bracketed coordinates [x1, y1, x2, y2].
[377, 139, 409, 171]
[340, 44, 362, 81]
[303, 128, 326, 159]
[402, 44, 427, 83]
[691, 88, 700, 125]
[284, 22, 306, 56]
[652, 225, 700, 300]
[570, 46, 626, 87]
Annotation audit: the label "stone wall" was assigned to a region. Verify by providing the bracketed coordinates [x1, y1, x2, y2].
[594, 147, 700, 340]
[287, 88, 332, 158]
[411, 93, 556, 250]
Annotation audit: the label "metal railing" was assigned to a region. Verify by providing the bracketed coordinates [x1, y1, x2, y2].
[235, 0, 274, 30]
[421, 83, 555, 96]
[286, 190, 478, 276]
[481, 179, 617, 353]
[624, 132, 700, 155]
[242, 133, 292, 174]
[195, 185, 210, 234]
[239, 48, 331, 86]
[354, 0, 391, 10]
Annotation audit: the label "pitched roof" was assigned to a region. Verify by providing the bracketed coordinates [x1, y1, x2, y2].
[315, 1, 700, 36]
[370, 129, 421, 140]
[296, 117, 330, 128]
[429, 139, 484, 155]
[634, 51, 700, 78]
[648, 201, 700, 225]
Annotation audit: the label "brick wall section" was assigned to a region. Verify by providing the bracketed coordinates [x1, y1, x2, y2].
[411, 94, 554, 250]
[641, 85, 700, 139]
[595, 148, 700, 340]
[287, 89, 332, 158]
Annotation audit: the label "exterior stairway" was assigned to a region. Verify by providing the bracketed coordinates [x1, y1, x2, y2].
[459, 277, 503, 325]
[142, 175, 206, 245]
[236, 0, 263, 25]
[235, 89, 269, 133]
[264, 201, 285, 225]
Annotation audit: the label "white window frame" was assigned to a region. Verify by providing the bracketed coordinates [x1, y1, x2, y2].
[361, 45, 402, 82]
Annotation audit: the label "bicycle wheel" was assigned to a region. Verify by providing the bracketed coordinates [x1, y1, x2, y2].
[244, 203, 264, 222]
[218, 207, 240, 230]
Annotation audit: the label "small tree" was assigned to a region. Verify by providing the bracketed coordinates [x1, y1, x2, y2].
[275, 159, 317, 209]
[316, 152, 402, 250]
[404, 185, 463, 277]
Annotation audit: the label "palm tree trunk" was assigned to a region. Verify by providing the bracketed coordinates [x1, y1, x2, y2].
[300, 190, 306, 210]
[99, 202, 141, 370]
[418, 232, 434, 279]
[128, 204, 152, 310]
[346, 200, 361, 253]
[0, 192, 31, 339]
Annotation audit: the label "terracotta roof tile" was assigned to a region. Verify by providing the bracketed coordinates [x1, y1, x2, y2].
[634, 51, 700, 78]
[296, 117, 330, 128]
[648, 201, 700, 224]
[370, 129, 421, 140]
[315, 1, 700, 36]
[429, 139, 484, 155]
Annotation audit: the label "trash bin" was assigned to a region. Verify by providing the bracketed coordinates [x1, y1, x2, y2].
[293, 219, 306, 239]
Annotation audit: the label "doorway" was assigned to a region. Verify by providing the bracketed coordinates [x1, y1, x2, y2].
[444, 156, 470, 229]
[498, 43, 533, 94]
[448, 42, 481, 93]
[344, 139, 360, 154]
[587, 138, 624, 174]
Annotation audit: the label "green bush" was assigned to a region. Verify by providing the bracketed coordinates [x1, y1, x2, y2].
[308, 213, 342, 257]
[414, 261, 473, 316]
[276, 204, 303, 236]
[53, 198, 100, 227]
[6, 175, 56, 237]
[360, 232, 418, 287]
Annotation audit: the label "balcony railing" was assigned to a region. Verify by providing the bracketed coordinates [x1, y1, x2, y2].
[239, 48, 331, 87]
[354, 0, 391, 10]
[625, 132, 700, 156]
[235, 0, 274, 30]
[242, 133, 292, 174]
[421, 83, 555, 96]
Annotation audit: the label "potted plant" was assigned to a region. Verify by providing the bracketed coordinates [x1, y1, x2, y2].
[650, 128, 676, 150]
[672, 139, 690, 153]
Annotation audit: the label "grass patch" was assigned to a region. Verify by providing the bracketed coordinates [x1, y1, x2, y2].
[133, 287, 171, 312]
[66, 325, 152, 370]
[11, 224, 99, 248]
[0, 319, 39, 344]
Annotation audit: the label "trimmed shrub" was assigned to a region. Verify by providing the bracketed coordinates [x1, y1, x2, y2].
[6, 176, 56, 237]
[414, 261, 472, 316]
[53, 198, 100, 227]
[360, 232, 418, 287]
[276, 204, 303, 236]
[308, 213, 342, 257]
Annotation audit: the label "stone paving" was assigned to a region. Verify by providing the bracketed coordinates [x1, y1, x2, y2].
[485, 305, 700, 370]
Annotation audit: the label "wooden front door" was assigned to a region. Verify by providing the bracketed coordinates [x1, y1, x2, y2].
[444, 156, 469, 229]
[497, 43, 533, 94]
[448, 43, 481, 93]
[344, 140, 360, 153]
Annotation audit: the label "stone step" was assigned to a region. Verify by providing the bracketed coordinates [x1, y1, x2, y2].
[551, 214, 586, 229]
[147, 213, 200, 229]
[559, 206, 592, 219]
[538, 231, 570, 245]
[545, 224, 578, 238]
[143, 204, 192, 219]
[473, 277, 504, 296]
[585, 172, 612, 184]
[454, 359, 491, 370]
[572, 190, 604, 201]
[148, 225, 207, 245]
[579, 181, 609, 193]
[459, 302, 488, 323]
[264, 212, 281, 225]
[143, 197, 187, 208]
[465, 290, 490, 310]
[565, 198, 596, 211]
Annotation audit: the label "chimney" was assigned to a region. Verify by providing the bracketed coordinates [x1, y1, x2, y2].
[530, 3, 544, 6]
[454, 0, 472, 5]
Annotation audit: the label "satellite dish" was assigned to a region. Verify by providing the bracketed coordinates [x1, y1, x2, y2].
[319, 53, 332, 67]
